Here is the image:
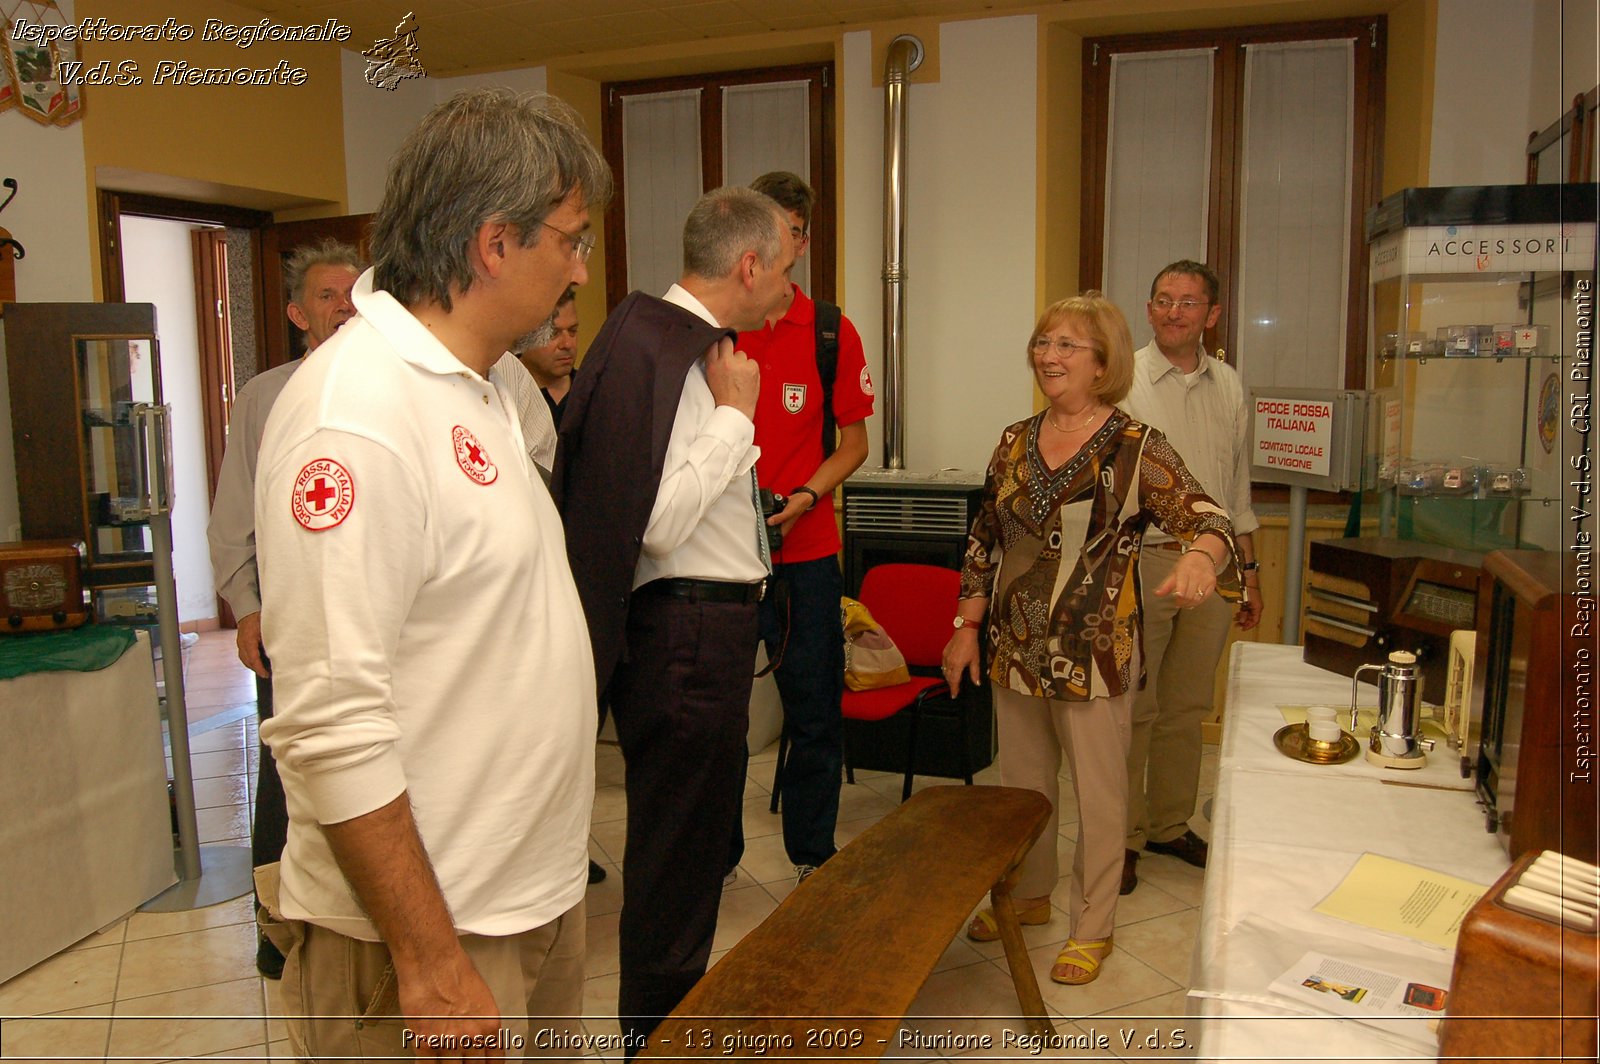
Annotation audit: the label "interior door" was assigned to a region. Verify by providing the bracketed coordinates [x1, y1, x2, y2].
[258, 214, 373, 369]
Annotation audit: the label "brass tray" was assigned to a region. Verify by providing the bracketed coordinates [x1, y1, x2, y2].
[1273, 721, 1359, 766]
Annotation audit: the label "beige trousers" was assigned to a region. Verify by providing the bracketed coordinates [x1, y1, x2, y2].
[258, 865, 587, 1061]
[1126, 545, 1231, 849]
[993, 682, 1134, 943]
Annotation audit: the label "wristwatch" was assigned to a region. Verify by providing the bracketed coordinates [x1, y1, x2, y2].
[790, 486, 820, 508]
[952, 616, 974, 630]
[1240, 561, 1260, 572]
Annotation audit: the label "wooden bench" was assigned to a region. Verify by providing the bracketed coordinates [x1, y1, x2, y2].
[640, 784, 1056, 1058]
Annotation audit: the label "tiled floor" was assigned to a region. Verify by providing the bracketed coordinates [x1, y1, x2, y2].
[0, 631, 1217, 1061]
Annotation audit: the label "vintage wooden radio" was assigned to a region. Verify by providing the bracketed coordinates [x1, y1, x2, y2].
[1304, 536, 1484, 705]
[1439, 850, 1598, 1062]
[1470, 550, 1597, 865]
[0, 539, 90, 632]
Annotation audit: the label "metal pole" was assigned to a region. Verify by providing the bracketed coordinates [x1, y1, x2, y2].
[149, 509, 202, 881]
[881, 34, 922, 471]
[1282, 484, 1309, 644]
[137, 404, 251, 912]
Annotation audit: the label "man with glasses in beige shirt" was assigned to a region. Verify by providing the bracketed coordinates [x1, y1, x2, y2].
[1118, 259, 1261, 895]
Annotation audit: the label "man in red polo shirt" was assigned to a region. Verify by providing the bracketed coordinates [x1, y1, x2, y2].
[739, 171, 874, 881]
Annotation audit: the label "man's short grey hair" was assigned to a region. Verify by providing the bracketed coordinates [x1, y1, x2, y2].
[284, 238, 362, 306]
[682, 187, 786, 280]
[371, 89, 612, 311]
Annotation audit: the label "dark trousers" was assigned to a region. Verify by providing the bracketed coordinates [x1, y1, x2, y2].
[253, 672, 289, 879]
[610, 590, 758, 1056]
[757, 556, 844, 869]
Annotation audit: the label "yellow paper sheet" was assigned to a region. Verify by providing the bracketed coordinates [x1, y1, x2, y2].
[1314, 853, 1487, 949]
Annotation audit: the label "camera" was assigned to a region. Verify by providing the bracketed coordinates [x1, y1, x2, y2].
[758, 488, 786, 554]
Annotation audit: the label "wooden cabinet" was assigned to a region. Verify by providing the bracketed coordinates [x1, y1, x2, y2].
[4, 302, 164, 622]
[1472, 549, 1597, 864]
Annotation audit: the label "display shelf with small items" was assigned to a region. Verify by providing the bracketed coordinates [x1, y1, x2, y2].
[1378, 324, 1557, 364]
[1366, 184, 1596, 552]
[3, 302, 178, 654]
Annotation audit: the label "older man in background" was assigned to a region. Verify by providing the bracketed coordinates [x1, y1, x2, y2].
[206, 237, 361, 980]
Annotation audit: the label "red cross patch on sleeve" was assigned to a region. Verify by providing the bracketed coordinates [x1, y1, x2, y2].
[291, 459, 355, 531]
[451, 425, 498, 485]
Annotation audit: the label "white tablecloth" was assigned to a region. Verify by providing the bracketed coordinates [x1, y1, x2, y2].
[1190, 643, 1511, 1062]
[0, 631, 176, 984]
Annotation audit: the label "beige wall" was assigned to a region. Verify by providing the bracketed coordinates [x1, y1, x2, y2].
[0, 2, 94, 542]
[2, 0, 1581, 549]
[77, 0, 348, 209]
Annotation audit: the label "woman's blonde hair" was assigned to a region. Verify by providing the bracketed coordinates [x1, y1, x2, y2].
[1027, 291, 1135, 404]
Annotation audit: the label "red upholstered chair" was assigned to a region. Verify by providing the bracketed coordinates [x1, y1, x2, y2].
[847, 563, 980, 801]
[772, 563, 979, 810]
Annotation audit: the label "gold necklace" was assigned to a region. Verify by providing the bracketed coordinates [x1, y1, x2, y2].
[1046, 404, 1100, 433]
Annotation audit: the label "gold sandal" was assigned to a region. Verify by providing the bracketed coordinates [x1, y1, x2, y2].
[966, 900, 1050, 942]
[1050, 936, 1113, 985]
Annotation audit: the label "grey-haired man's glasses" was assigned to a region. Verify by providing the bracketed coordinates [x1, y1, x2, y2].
[542, 221, 596, 264]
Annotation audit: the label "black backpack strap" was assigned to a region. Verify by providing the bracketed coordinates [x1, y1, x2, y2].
[814, 299, 841, 458]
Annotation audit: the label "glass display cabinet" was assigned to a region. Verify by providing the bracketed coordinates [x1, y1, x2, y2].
[4, 303, 177, 668]
[1366, 184, 1597, 552]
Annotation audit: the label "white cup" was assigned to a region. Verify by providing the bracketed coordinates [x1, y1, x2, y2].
[1305, 706, 1342, 743]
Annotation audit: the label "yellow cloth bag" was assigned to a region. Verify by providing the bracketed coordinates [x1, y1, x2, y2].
[841, 596, 911, 691]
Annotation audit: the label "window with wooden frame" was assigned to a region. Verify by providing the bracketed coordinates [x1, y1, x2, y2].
[1527, 86, 1599, 184]
[1080, 18, 1385, 391]
[600, 62, 834, 311]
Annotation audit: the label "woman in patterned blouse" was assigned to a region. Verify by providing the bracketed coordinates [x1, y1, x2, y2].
[943, 292, 1237, 986]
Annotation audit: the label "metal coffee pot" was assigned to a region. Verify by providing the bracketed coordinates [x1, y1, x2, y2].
[1351, 649, 1432, 769]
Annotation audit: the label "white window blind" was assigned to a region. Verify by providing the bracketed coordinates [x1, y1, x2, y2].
[622, 89, 702, 297]
[1102, 48, 1214, 331]
[723, 80, 811, 293]
[1235, 39, 1355, 391]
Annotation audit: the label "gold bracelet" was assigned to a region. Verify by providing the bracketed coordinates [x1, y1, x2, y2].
[1181, 540, 1224, 572]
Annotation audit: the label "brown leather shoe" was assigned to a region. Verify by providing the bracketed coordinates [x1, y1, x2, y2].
[1146, 829, 1209, 868]
[1120, 849, 1138, 895]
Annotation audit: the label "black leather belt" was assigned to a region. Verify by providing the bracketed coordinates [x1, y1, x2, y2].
[639, 577, 765, 604]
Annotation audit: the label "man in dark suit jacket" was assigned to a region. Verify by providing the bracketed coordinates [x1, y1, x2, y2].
[553, 186, 796, 1055]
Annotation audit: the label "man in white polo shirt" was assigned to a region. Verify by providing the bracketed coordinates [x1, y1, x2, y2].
[255, 89, 611, 1059]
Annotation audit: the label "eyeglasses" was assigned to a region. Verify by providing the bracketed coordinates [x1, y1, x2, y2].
[1150, 296, 1210, 313]
[541, 221, 596, 264]
[1031, 336, 1099, 356]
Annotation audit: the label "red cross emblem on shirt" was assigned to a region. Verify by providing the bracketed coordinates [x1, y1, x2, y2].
[290, 458, 355, 531]
[304, 476, 338, 512]
[451, 425, 498, 485]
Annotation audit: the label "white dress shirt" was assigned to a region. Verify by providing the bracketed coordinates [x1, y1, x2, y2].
[493, 350, 558, 475]
[208, 359, 304, 618]
[1119, 341, 1260, 545]
[632, 283, 767, 588]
